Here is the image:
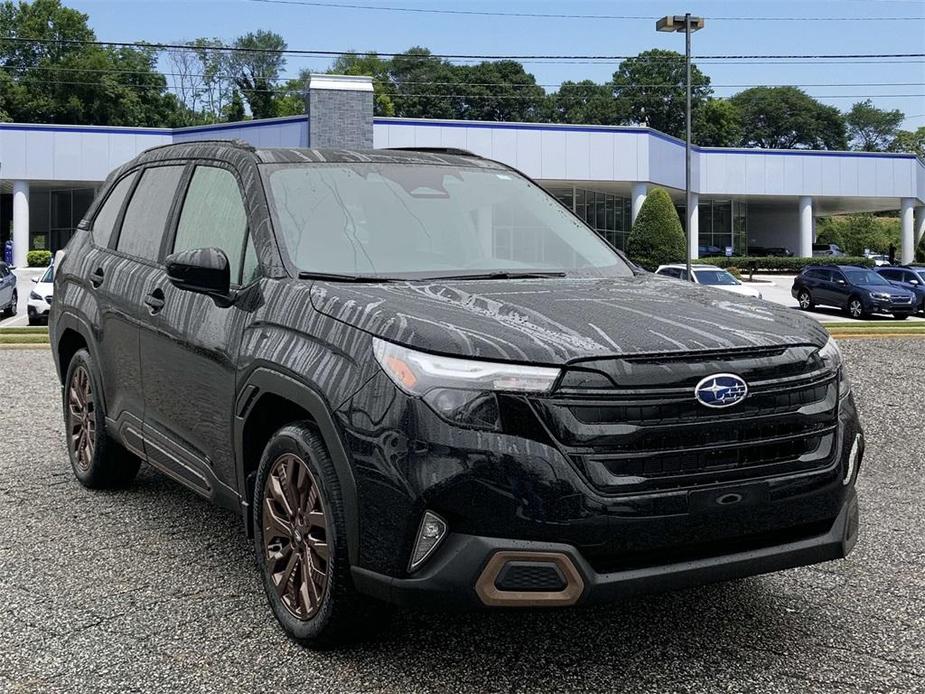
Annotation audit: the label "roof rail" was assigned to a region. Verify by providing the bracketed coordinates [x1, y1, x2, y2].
[385, 146, 480, 157]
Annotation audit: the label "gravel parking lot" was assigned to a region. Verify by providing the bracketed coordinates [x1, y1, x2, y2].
[1, 343, 923, 694]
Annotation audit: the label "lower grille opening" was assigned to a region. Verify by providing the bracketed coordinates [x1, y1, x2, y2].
[583, 518, 836, 574]
[494, 561, 567, 592]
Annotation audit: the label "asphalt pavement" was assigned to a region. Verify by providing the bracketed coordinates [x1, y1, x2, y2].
[0, 343, 923, 693]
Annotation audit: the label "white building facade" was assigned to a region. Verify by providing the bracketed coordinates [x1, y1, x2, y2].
[2, 78, 924, 267]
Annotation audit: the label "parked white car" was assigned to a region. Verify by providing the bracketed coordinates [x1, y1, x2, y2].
[27, 264, 54, 325]
[655, 264, 763, 299]
[866, 254, 891, 267]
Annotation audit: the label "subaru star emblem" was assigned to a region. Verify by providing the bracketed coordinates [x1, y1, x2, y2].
[694, 374, 748, 408]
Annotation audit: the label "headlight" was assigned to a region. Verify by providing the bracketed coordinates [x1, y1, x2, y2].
[29, 291, 42, 301]
[870, 292, 891, 300]
[818, 337, 850, 398]
[373, 337, 561, 430]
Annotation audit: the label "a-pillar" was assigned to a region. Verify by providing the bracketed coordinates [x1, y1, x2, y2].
[900, 198, 915, 264]
[687, 192, 699, 260]
[798, 196, 813, 258]
[630, 182, 647, 225]
[12, 181, 30, 269]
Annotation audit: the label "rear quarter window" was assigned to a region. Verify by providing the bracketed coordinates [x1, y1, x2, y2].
[91, 172, 137, 247]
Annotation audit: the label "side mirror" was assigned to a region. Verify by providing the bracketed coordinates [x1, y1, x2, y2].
[31, 277, 38, 284]
[910, 279, 920, 285]
[165, 247, 234, 306]
[836, 279, 846, 285]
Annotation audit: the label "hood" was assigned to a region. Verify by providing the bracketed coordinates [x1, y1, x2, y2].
[861, 283, 911, 296]
[310, 274, 829, 364]
[712, 283, 762, 298]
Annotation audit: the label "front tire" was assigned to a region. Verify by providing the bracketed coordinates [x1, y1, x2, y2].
[2, 290, 16, 317]
[254, 423, 390, 648]
[893, 313, 910, 320]
[63, 349, 140, 488]
[847, 297, 868, 320]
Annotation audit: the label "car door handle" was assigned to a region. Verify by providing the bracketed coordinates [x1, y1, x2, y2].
[89, 267, 105, 288]
[144, 288, 165, 313]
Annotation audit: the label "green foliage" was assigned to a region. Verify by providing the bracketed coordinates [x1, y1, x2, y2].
[223, 90, 246, 122]
[610, 49, 712, 139]
[730, 87, 848, 150]
[545, 80, 619, 125]
[889, 127, 925, 159]
[455, 60, 545, 122]
[0, 0, 182, 126]
[626, 187, 687, 271]
[228, 30, 286, 120]
[329, 53, 396, 116]
[815, 214, 900, 256]
[705, 255, 875, 272]
[846, 100, 904, 152]
[26, 250, 52, 267]
[694, 99, 742, 147]
[387, 47, 462, 120]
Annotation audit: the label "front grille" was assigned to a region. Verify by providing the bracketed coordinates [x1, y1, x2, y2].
[533, 345, 840, 494]
[890, 295, 912, 304]
[45, 295, 53, 304]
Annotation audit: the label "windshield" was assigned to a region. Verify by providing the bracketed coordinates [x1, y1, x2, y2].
[262, 163, 633, 280]
[40, 265, 54, 283]
[845, 269, 889, 286]
[694, 269, 739, 285]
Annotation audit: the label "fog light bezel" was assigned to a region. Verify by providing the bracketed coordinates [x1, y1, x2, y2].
[408, 510, 448, 573]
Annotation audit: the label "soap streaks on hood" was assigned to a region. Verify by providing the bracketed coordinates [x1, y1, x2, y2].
[309, 274, 829, 363]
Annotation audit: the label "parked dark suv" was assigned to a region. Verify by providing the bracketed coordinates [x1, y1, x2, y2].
[875, 265, 925, 313]
[792, 264, 917, 319]
[50, 142, 863, 647]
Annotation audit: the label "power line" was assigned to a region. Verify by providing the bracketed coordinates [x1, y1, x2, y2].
[3, 65, 923, 90]
[242, 0, 925, 21]
[2, 37, 923, 62]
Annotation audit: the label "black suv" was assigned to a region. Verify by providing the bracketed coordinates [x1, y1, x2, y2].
[50, 142, 863, 646]
[792, 264, 917, 319]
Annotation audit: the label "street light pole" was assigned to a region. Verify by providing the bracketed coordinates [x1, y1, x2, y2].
[656, 13, 704, 282]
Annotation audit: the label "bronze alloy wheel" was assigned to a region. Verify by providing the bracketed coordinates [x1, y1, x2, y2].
[67, 365, 96, 472]
[263, 453, 330, 620]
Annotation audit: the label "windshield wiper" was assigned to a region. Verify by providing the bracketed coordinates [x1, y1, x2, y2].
[297, 271, 399, 283]
[422, 271, 568, 281]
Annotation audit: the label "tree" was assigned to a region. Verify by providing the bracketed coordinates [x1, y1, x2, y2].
[845, 100, 904, 151]
[389, 47, 461, 119]
[454, 60, 545, 122]
[730, 87, 847, 150]
[610, 49, 711, 138]
[889, 127, 925, 159]
[626, 187, 686, 271]
[0, 0, 184, 126]
[815, 214, 900, 255]
[329, 52, 396, 116]
[694, 99, 741, 147]
[228, 30, 286, 120]
[223, 89, 246, 122]
[546, 80, 619, 125]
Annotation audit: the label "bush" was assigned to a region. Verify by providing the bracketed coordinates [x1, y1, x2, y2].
[26, 250, 52, 267]
[726, 266, 742, 280]
[626, 187, 686, 271]
[815, 214, 900, 256]
[702, 256, 874, 273]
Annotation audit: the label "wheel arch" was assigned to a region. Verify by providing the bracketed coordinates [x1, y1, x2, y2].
[236, 366, 360, 565]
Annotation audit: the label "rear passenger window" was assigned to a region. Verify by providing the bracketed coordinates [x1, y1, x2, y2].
[173, 166, 248, 284]
[117, 166, 185, 261]
[92, 172, 137, 247]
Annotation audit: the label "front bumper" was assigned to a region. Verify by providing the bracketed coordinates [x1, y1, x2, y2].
[353, 488, 859, 609]
[27, 299, 50, 321]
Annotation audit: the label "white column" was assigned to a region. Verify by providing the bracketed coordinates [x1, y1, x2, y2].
[630, 182, 647, 225]
[914, 206, 925, 249]
[900, 198, 915, 264]
[798, 196, 813, 258]
[12, 181, 30, 269]
[687, 192, 699, 260]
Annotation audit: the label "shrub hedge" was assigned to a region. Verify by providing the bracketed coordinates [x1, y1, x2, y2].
[626, 187, 687, 271]
[26, 250, 52, 267]
[701, 255, 875, 272]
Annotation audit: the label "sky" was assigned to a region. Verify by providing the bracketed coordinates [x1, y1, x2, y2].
[67, 0, 925, 129]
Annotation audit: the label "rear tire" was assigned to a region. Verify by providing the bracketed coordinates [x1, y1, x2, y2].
[254, 422, 391, 648]
[63, 348, 140, 488]
[797, 289, 814, 311]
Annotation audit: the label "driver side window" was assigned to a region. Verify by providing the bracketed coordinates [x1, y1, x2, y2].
[173, 166, 253, 285]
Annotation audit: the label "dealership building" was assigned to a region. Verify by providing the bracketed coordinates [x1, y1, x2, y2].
[2, 74, 924, 267]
